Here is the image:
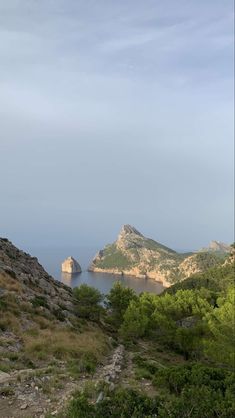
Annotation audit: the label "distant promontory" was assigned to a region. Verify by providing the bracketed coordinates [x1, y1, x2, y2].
[88, 225, 230, 287]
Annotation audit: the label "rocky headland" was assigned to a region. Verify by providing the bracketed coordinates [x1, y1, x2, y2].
[89, 225, 229, 287]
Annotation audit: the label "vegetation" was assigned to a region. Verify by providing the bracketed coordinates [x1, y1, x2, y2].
[97, 245, 132, 269]
[105, 281, 137, 326]
[64, 374, 235, 418]
[1, 251, 234, 417]
[165, 262, 234, 296]
[193, 251, 226, 268]
[65, 387, 160, 418]
[73, 284, 104, 319]
[204, 287, 235, 367]
[0, 272, 111, 378]
[61, 256, 234, 417]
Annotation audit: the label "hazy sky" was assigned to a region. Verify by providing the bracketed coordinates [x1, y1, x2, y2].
[0, 0, 234, 252]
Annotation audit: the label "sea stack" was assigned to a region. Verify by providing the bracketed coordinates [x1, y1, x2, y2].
[61, 256, 82, 274]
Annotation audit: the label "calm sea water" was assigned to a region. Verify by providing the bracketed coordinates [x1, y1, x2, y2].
[29, 246, 165, 295]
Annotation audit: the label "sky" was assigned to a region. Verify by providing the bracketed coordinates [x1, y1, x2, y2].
[0, 0, 234, 252]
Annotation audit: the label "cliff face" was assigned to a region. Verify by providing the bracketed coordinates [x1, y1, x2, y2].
[0, 238, 75, 315]
[89, 225, 226, 287]
[61, 256, 81, 273]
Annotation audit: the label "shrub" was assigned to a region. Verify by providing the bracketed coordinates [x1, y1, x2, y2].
[153, 364, 233, 395]
[66, 388, 159, 418]
[158, 385, 235, 418]
[31, 295, 49, 310]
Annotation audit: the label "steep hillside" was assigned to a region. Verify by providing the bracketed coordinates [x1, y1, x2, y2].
[89, 225, 226, 287]
[0, 239, 111, 417]
[0, 238, 74, 316]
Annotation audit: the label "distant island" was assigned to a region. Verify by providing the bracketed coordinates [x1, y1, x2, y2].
[89, 225, 230, 287]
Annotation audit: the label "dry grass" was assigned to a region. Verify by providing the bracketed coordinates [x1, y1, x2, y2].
[32, 315, 56, 330]
[23, 326, 111, 363]
[0, 311, 21, 332]
[0, 271, 111, 377]
[0, 272, 22, 292]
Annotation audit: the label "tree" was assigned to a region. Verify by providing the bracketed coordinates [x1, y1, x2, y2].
[105, 282, 137, 326]
[120, 300, 149, 340]
[73, 284, 103, 320]
[204, 287, 235, 367]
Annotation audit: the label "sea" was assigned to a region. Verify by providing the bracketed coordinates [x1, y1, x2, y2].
[28, 246, 165, 295]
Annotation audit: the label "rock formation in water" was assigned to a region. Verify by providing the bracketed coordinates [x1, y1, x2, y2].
[61, 256, 81, 274]
[89, 225, 228, 287]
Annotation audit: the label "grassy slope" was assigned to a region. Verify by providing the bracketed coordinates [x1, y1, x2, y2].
[0, 272, 111, 376]
[97, 244, 131, 269]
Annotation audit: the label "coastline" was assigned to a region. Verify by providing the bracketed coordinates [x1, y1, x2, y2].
[88, 267, 170, 288]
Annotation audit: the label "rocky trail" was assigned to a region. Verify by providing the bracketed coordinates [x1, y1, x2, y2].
[0, 345, 125, 418]
[119, 350, 158, 398]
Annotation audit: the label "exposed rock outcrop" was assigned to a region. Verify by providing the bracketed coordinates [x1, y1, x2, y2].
[89, 225, 226, 287]
[0, 238, 75, 316]
[61, 256, 81, 274]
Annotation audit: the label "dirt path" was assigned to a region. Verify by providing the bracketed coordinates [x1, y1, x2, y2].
[0, 345, 125, 418]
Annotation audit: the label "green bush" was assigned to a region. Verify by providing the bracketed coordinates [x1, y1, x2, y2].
[66, 388, 159, 418]
[153, 364, 233, 395]
[31, 296, 49, 310]
[52, 307, 66, 322]
[158, 384, 235, 418]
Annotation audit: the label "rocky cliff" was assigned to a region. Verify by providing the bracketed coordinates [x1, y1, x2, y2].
[89, 225, 227, 287]
[61, 256, 81, 274]
[0, 238, 75, 317]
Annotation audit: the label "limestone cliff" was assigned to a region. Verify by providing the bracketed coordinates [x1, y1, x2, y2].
[61, 256, 81, 274]
[89, 225, 226, 287]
